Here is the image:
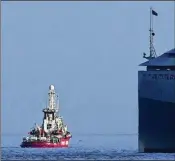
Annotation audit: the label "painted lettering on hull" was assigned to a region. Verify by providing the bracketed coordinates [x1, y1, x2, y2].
[142, 73, 175, 80]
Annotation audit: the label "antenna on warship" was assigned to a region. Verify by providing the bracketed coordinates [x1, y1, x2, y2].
[143, 7, 158, 60]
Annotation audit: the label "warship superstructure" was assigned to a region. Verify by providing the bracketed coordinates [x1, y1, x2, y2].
[138, 8, 175, 152]
[20, 85, 72, 148]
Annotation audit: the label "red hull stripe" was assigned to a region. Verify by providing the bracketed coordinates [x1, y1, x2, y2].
[21, 139, 70, 148]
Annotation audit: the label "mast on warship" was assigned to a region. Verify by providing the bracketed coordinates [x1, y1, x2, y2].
[143, 7, 158, 60]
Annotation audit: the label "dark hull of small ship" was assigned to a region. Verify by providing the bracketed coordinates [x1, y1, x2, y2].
[139, 97, 175, 153]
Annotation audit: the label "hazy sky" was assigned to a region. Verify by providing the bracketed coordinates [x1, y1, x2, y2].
[1, 1, 174, 146]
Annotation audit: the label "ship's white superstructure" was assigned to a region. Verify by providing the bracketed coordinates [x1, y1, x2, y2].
[21, 85, 72, 147]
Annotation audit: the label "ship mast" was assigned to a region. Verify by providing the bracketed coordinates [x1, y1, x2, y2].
[48, 85, 57, 110]
[42, 85, 59, 134]
[143, 7, 158, 60]
[56, 94, 60, 116]
[48, 85, 60, 114]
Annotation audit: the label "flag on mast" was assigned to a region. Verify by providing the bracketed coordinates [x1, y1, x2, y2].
[152, 9, 158, 16]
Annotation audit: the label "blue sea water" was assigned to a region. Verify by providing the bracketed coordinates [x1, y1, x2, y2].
[2, 134, 175, 160]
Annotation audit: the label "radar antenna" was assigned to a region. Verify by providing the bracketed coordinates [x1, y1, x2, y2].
[143, 7, 158, 60]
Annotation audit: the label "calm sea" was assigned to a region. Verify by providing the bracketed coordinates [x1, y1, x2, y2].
[2, 134, 175, 160]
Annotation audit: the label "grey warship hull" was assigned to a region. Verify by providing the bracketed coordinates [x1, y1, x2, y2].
[138, 8, 175, 153]
[138, 65, 175, 153]
[139, 97, 175, 152]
